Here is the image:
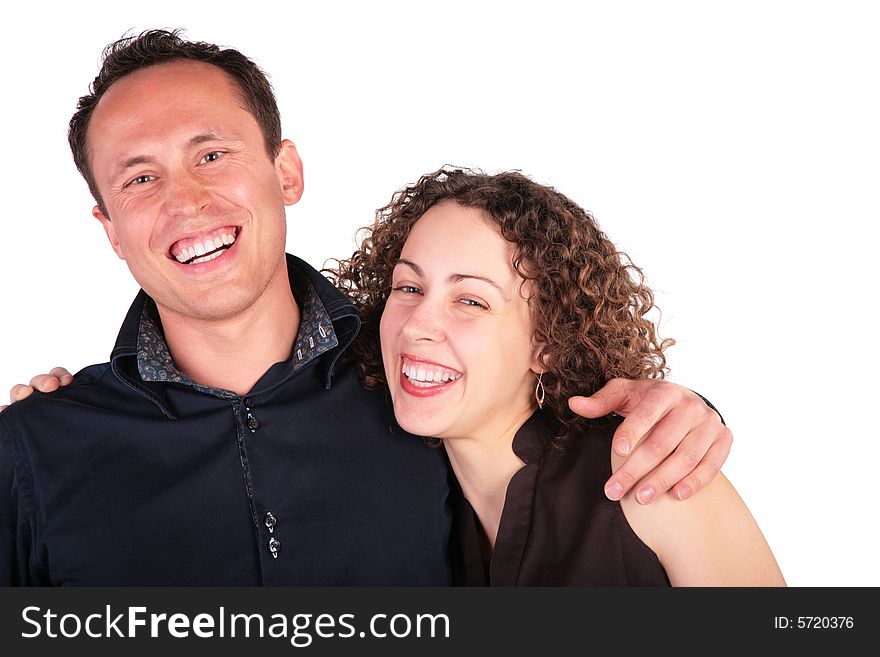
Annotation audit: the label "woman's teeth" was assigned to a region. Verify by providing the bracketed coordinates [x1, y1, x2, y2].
[401, 358, 462, 386]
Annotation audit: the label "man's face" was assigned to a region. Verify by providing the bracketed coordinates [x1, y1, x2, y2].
[88, 60, 303, 322]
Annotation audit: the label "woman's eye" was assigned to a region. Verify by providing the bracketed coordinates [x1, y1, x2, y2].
[459, 298, 487, 309]
[392, 285, 421, 294]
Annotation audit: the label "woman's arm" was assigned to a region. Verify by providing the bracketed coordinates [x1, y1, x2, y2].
[615, 453, 786, 586]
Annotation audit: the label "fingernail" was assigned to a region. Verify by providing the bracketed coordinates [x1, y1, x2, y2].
[605, 481, 624, 500]
[616, 438, 630, 456]
[61, 375, 74, 385]
[675, 485, 690, 501]
[636, 486, 655, 504]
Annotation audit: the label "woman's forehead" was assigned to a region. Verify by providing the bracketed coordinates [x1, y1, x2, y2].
[401, 205, 518, 279]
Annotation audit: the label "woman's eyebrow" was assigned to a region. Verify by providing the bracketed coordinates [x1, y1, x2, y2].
[394, 259, 424, 276]
[395, 258, 511, 301]
[449, 273, 509, 300]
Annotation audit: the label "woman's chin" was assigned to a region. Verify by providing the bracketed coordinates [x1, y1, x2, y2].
[393, 409, 451, 440]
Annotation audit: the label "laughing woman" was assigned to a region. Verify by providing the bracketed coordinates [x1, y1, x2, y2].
[330, 167, 785, 586]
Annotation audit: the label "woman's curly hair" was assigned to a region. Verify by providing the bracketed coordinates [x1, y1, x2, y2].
[325, 166, 673, 442]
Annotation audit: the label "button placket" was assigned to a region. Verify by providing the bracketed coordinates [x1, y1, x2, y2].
[265, 511, 281, 559]
[246, 413, 260, 432]
[243, 398, 260, 433]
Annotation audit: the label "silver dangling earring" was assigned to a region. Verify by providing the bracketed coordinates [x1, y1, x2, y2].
[534, 372, 545, 410]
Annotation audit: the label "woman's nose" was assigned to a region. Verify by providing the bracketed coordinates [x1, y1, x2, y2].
[401, 298, 445, 342]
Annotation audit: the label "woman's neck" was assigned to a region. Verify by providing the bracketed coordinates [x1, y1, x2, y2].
[443, 405, 536, 549]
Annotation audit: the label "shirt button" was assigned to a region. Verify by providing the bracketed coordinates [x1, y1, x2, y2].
[244, 397, 254, 410]
[264, 511, 277, 533]
[246, 412, 260, 432]
[268, 537, 281, 559]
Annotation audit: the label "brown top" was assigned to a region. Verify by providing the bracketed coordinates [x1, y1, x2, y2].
[451, 411, 671, 586]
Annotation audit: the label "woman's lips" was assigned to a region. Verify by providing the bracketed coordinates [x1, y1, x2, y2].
[399, 355, 462, 397]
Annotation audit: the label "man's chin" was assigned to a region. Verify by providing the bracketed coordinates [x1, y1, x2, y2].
[154, 293, 258, 323]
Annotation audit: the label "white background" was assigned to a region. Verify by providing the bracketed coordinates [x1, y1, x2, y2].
[1, 1, 877, 587]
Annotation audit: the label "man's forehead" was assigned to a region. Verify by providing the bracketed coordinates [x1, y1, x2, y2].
[95, 59, 240, 111]
[87, 61, 254, 163]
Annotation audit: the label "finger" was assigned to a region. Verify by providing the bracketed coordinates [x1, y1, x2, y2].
[604, 404, 702, 500]
[10, 384, 35, 403]
[568, 378, 633, 419]
[28, 374, 61, 393]
[49, 367, 74, 386]
[672, 427, 733, 500]
[607, 388, 680, 457]
[625, 420, 725, 504]
[604, 424, 670, 501]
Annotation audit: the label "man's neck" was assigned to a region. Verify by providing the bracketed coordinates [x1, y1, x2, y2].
[157, 272, 300, 396]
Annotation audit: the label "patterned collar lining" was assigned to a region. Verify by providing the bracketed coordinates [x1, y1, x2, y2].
[136, 279, 339, 398]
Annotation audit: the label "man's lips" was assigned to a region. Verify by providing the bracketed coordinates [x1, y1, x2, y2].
[169, 226, 239, 265]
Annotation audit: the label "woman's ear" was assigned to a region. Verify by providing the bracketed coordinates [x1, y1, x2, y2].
[529, 336, 546, 374]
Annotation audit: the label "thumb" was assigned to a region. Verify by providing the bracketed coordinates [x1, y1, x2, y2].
[568, 379, 630, 419]
[568, 396, 606, 418]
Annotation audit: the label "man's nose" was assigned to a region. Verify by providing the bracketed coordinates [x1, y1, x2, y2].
[164, 170, 210, 218]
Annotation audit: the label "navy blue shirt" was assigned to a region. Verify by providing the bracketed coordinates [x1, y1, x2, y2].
[0, 254, 452, 586]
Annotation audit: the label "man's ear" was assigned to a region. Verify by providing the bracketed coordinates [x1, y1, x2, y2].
[275, 139, 304, 205]
[92, 206, 125, 260]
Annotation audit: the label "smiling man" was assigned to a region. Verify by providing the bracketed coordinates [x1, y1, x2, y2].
[86, 60, 303, 394]
[0, 30, 731, 585]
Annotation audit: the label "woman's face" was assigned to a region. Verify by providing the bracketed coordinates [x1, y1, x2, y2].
[380, 201, 539, 442]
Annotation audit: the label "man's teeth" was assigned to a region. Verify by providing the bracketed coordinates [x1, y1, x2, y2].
[401, 359, 462, 387]
[189, 250, 225, 265]
[173, 232, 236, 264]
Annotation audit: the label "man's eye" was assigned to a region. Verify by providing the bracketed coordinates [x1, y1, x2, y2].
[126, 175, 154, 187]
[201, 151, 223, 163]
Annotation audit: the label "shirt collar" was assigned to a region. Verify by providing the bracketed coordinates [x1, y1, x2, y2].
[135, 266, 339, 399]
[110, 254, 361, 415]
[511, 410, 561, 464]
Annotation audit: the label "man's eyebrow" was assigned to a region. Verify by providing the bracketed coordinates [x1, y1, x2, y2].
[112, 155, 153, 181]
[187, 131, 228, 148]
[111, 133, 232, 180]
[394, 259, 510, 300]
